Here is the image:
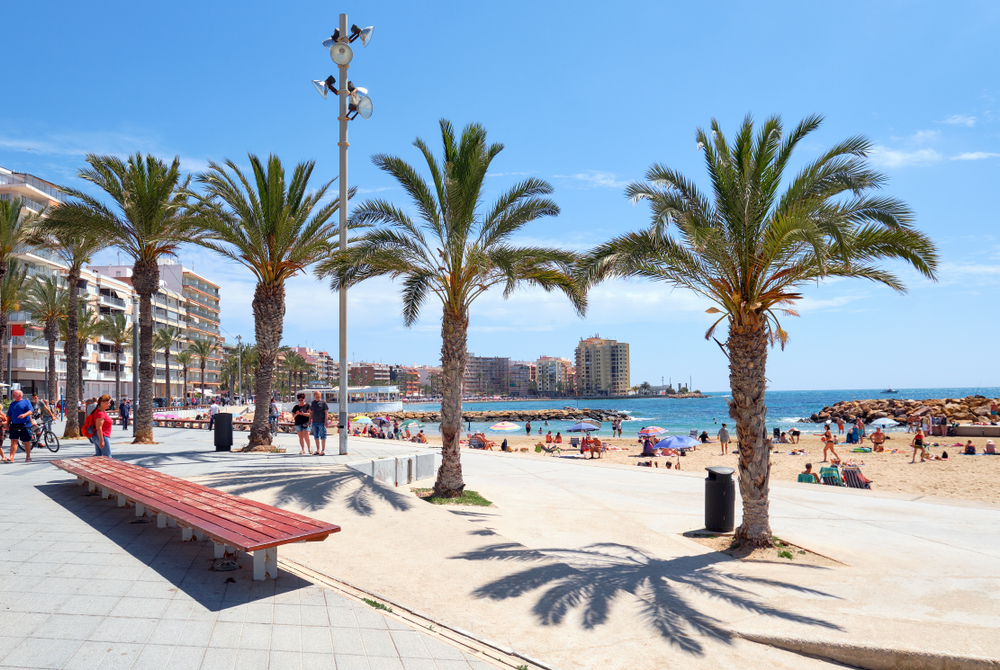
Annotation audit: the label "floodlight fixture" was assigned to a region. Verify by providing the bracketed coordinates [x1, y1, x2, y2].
[351, 95, 373, 120]
[321, 29, 341, 48]
[330, 41, 353, 65]
[350, 24, 374, 46]
[312, 75, 337, 98]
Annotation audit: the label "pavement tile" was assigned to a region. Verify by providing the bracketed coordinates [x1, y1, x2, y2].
[330, 627, 367, 656]
[244, 601, 274, 624]
[466, 661, 496, 670]
[199, 647, 238, 670]
[270, 624, 303, 652]
[207, 621, 242, 649]
[233, 648, 269, 670]
[56, 594, 122, 616]
[0, 636, 23, 661]
[33, 613, 104, 641]
[238, 622, 272, 650]
[368, 658, 406, 670]
[328, 605, 359, 628]
[300, 627, 335, 655]
[75, 579, 132, 597]
[302, 652, 338, 670]
[334, 654, 372, 670]
[272, 603, 302, 625]
[167, 645, 206, 670]
[353, 606, 391, 630]
[0, 637, 82, 669]
[390, 631, 432, 659]
[421, 638, 467, 661]
[108, 596, 170, 619]
[299, 604, 330, 627]
[8, 591, 73, 613]
[434, 661, 474, 670]
[174, 620, 216, 647]
[216, 603, 248, 623]
[362, 629, 399, 657]
[269, 650, 304, 669]
[400, 659, 438, 670]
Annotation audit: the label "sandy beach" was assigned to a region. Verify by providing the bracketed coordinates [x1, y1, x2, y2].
[383, 430, 1000, 505]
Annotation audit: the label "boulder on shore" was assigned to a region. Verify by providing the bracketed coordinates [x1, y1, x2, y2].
[798, 395, 999, 425]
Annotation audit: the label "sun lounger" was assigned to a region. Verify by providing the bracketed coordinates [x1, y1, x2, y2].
[570, 437, 580, 448]
[819, 466, 844, 487]
[797, 473, 819, 484]
[842, 466, 872, 489]
[689, 430, 698, 439]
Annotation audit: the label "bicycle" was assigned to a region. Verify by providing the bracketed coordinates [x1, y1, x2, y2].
[31, 422, 60, 453]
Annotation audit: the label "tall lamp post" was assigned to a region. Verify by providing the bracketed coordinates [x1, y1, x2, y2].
[235, 333, 242, 404]
[131, 296, 139, 437]
[313, 15, 374, 456]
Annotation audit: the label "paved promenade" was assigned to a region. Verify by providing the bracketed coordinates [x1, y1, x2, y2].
[0, 426, 492, 670]
[3, 423, 998, 669]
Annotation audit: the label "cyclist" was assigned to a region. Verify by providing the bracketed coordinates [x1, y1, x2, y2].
[268, 397, 279, 435]
[39, 397, 56, 432]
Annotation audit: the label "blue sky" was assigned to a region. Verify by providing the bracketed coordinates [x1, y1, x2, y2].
[2, 1, 998, 391]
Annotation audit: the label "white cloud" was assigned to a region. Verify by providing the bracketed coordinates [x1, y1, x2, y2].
[891, 129, 939, 144]
[355, 186, 396, 194]
[941, 114, 977, 127]
[952, 152, 1000, 161]
[553, 171, 631, 189]
[868, 146, 944, 167]
[486, 171, 534, 178]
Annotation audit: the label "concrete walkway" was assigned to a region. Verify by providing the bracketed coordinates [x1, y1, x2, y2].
[5, 424, 999, 669]
[0, 426, 493, 670]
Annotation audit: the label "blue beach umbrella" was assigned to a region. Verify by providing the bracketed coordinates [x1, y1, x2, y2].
[567, 421, 600, 433]
[655, 435, 700, 450]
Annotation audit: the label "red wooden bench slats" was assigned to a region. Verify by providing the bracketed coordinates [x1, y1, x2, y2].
[51, 457, 340, 552]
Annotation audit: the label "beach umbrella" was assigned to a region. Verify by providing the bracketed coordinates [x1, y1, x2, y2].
[655, 435, 700, 450]
[578, 418, 601, 428]
[566, 421, 600, 432]
[399, 419, 424, 429]
[870, 418, 899, 428]
[373, 417, 391, 426]
[637, 426, 668, 436]
[354, 416, 373, 425]
[489, 421, 520, 432]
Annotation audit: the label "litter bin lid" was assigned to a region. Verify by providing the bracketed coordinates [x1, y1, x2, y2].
[705, 466, 735, 477]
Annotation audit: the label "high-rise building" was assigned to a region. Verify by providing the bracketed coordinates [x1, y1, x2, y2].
[574, 336, 630, 396]
[509, 361, 536, 397]
[463, 355, 509, 397]
[536, 356, 573, 396]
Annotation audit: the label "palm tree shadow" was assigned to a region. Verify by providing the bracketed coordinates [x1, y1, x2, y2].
[194, 466, 412, 516]
[453, 542, 842, 655]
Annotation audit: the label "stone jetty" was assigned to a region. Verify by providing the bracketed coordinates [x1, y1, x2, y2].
[354, 408, 628, 423]
[801, 395, 999, 424]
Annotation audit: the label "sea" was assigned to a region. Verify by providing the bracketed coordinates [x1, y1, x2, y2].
[400, 387, 1000, 438]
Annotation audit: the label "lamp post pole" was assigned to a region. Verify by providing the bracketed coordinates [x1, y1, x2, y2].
[235, 334, 242, 405]
[131, 296, 139, 437]
[337, 12, 350, 456]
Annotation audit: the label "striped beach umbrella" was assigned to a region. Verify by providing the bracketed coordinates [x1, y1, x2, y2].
[489, 421, 520, 432]
[400, 419, 424, 429]
[637, 426, 668, 436]
[354, 416, 373, 425]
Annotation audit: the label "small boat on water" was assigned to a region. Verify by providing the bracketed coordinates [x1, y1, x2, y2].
[880, 388, 898, 394]
[563, 405, 575, 410]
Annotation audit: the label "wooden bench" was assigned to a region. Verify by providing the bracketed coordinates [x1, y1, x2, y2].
[51, 457, 340, 580]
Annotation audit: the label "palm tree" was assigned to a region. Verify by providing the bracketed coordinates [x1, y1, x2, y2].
[0, 197, 42, 387]
[152, 327, 184, 402]
[48, 153, 198, 442]
[190, 154, 344, 445]
[22, 275, 68, 400]
[187, 339, 218, 400]
[318, 120, 586, 497]
[0, 262, 29, 390]
[582, 114, 938, 546]
[98, 312, 133, 402]
[60, 306, 102, 401]
[174, 351, 192, 404]
[32, 228, 106, 437]
[284, 351, 309, 393]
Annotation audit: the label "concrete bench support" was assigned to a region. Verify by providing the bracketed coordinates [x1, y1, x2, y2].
[166, 518, 177, 528]
[181, 528, 194, 542]
[253, 548, 278, 580]
[88, 482, 96, 493]
[100, 487, 110, 499]
[135, 503, 145, 517]
[157, 513, 167, 528]
[214, 542, 234, 559]
[117, 495, 127, 508]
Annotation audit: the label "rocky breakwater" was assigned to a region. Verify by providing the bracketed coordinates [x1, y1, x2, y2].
[801, 395, 1000, 424]
[363, 408, 629, 423]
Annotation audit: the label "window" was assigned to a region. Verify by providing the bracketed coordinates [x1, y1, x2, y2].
[116, 271, 122, 277]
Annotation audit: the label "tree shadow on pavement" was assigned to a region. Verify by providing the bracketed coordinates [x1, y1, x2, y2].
[453, 542, 842, 655]
[194, 467, 412, 516]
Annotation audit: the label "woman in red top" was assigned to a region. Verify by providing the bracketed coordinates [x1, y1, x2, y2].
[89, 394, 113, 458]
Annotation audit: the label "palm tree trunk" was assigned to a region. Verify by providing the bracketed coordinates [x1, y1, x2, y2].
[114, 348, 121, 403]
[164, 350, 171, 404]
[201, 363, 206, 399]
[250, 282, 284, 446]
[131, 259, 159, 443]
[63, 268, 81, 437]
[729, 321, 772, 547]
[434, 306, 468, 498]
[46, 326, 57, 401]
[79, 353, 85, 400]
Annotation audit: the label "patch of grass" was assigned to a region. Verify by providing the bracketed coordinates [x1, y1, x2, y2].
[778, 550, 794, 560]
[362, 598, 393, 613]
[517, 665, 529, 670]
[412, 488, 493, 507]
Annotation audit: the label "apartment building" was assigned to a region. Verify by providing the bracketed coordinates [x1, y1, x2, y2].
[574, 336, 630, 396]
[412, 365, 442, 395]
[389, 365, 421, 396]
[509, 361, 536, 397]
[463, 355, 509, 397]
[87, 262, 225, 400]
[536, 356, 573, 395]
[349, 363, 390, 386]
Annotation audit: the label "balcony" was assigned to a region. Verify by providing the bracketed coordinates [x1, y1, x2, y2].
[100, 294, 127, 309]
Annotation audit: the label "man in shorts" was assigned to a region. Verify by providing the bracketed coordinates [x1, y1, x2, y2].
[991, 401, 998, 422]
[6, 390, 34, 462]
[717, 423, 730, 455]
[208, 399, 221, 430]
[292, 394, 312, 454]
[310, 391, 329, 455]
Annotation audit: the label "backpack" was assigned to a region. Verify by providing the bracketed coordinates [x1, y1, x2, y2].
[965, 445, 976, 455]
[82, 412, 97, 438]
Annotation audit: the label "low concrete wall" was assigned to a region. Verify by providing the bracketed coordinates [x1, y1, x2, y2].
[954, 424, 1000, 437]
[347, 453, 440, 487]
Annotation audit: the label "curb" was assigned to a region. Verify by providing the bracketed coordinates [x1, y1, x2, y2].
[736, 633, 1000, 670]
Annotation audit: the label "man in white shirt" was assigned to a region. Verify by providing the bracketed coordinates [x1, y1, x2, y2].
[209, 400, 221, 430]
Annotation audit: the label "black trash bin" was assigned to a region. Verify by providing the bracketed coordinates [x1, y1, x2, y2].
[214, 412, 233, 451]
[78, 411, 86, 428]
[704, 466, 735, 532]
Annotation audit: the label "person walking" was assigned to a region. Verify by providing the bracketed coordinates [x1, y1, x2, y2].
[292, 394, 312, 454]
[85, 394, 113, 457]
[119, 397, 131, 431]
[208, 399, 220, 430]
[268, 397, 279, 434]
[39, 397, 56, 433]
[525, 421, 531, 436]
[5, 390, 34, 462]
[822, 425, 840, 462]
[836, 417, 845, 435]
[717, 423, 731, 455]
[310, 391, 329, 456]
